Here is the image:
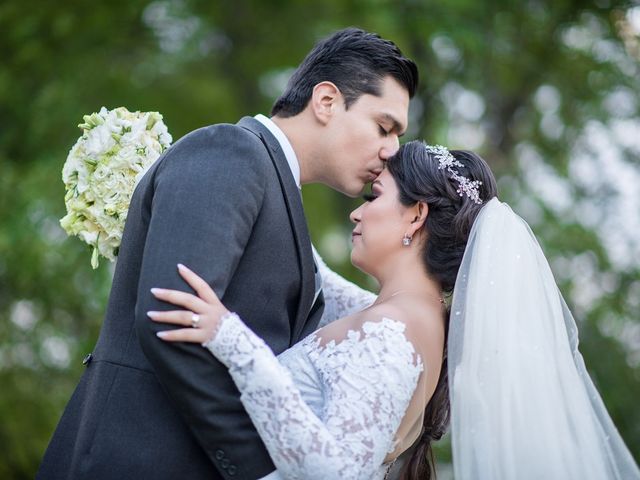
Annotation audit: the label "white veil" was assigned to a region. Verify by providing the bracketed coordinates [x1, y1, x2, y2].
[448, 198, 640, 479]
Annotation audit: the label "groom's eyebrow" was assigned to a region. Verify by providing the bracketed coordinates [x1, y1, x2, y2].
[381, 113, 406, 137]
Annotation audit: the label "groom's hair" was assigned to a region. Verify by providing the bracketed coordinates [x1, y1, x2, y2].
[270, 28, 418, 117]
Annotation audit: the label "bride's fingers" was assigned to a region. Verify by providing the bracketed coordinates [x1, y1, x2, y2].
[177, 264, 219, 305]
[151, 288, 208, 312]
[156, 328, 209, 344]
[147, 310, 195, 326]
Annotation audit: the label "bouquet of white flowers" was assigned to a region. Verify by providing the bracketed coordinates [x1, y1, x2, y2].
[60, 107, 172, 268]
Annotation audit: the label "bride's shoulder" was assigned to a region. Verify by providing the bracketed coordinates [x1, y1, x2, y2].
[361, 302, 407, 325]
[367, 297, 443, 328]
[365, 299, 445, 353]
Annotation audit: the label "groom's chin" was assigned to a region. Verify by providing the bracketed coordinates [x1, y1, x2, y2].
[331, 180, 366, 198]
[339, 188, 362, 199]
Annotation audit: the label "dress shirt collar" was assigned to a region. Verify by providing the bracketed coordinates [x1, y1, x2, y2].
[254, 114, 301, 189]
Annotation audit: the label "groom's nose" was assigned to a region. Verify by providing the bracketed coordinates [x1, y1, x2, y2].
[380, 135, 400, 160]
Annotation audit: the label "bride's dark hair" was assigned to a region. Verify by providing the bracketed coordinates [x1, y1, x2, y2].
[386, 141, 498, 480]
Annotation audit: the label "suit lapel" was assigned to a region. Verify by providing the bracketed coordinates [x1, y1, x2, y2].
[238, 117, 316, 343]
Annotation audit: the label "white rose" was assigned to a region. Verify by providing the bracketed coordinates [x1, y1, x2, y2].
[84, 125, 115, 158]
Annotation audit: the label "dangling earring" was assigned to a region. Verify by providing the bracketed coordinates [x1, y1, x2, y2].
[402, 234, 412, 246]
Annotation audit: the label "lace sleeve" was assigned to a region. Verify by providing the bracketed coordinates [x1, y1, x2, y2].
[204, 313, 423, 480]
[312, 245, 376, 328]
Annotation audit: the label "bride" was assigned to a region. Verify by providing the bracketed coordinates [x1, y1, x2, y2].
[147, 141, 640, 479]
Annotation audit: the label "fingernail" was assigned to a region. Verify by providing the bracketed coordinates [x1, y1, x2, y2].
[177, 263, 186, 270]
[147, 311, 158, 318]
[156, 331, 168, 338]
[151, 288, 162, 295]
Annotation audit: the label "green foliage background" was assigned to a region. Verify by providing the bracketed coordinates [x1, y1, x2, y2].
[1, 0, 639, 477]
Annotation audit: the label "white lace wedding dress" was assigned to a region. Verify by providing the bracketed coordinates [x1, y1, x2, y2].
[203, 250, 434, 480]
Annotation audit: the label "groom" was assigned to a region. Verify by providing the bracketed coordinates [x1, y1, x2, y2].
[38, 28, 417, 479]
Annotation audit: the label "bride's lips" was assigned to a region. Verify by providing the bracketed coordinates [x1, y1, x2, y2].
[351, 231, 361, 242]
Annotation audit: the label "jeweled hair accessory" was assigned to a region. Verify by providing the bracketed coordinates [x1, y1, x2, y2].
[425, 144, 483, 205]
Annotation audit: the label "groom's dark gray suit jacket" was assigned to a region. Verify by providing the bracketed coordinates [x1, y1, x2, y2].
[38, 117, 325, 479]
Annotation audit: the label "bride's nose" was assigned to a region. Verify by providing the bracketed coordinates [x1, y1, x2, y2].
[349, 205, 362, 225]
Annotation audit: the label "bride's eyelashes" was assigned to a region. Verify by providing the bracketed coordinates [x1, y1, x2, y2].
[362, 193, 378, 202]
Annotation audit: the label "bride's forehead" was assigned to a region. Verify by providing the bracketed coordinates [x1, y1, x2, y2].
[375, 169, 398, 189]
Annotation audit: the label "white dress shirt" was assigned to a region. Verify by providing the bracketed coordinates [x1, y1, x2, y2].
[254, 114, 322, 308]
[254, 114, 301, 189]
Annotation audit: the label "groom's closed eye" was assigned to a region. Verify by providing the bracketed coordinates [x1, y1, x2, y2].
[377, 113, 406, 138]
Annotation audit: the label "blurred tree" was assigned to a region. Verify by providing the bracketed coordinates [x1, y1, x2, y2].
[1, 0, 638, 477]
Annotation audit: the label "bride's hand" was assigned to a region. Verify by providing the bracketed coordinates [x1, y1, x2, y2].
[148, 264, 230, 345]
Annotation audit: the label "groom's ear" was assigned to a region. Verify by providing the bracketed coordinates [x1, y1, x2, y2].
[310, 81, 341, 125]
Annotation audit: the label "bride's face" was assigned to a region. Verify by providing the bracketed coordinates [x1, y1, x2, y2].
[349, 168, 413, 275]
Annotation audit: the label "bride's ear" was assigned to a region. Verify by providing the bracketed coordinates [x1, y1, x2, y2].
[310, 82, 341, 125]
[406, 201, 428, 238]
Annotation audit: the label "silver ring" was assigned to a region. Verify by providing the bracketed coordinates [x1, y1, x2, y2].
[191, 313, 201, 328]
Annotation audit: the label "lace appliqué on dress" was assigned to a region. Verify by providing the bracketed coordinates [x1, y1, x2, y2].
[205, 314, 423, 480]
